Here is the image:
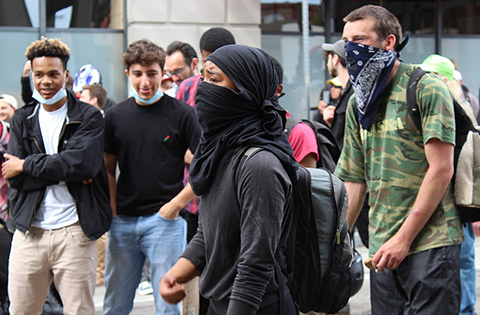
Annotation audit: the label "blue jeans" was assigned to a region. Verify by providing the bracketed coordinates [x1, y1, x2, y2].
[103, 213, 186, 315]
[461, 223, 477, 315]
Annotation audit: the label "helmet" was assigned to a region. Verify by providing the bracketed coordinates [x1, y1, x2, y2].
[350, 249, 364, 297]
[73, 64, 102, 92]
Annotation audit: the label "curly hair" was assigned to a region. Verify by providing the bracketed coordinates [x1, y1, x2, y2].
[25, 36, 71, 70]
[123, 39, 166, 70]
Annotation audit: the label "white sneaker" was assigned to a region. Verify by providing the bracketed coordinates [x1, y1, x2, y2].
[137, 281, 153, 295]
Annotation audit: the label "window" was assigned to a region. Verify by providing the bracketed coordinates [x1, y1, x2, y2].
[261, 0, 324, 33]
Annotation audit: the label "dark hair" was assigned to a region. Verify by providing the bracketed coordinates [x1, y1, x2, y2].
[83, 84, 107, 109]
[328, 52, 347, 68]
[270, 56, 283, 84]
[343, 5, 402, 51]
[199, 27, 236, 53]
[25, 36, 70, 70]
[166, 41, 198, 65]
[123, 39, 166, 70]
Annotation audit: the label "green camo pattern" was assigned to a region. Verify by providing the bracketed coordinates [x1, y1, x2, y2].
[335, 63, 463, 257]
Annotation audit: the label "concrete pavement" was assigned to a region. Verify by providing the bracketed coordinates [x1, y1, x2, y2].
[94, 232, 480, 315]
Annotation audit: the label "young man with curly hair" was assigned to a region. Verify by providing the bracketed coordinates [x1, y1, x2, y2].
[102, 39, 202, 315]
[3, 36, 111, 315]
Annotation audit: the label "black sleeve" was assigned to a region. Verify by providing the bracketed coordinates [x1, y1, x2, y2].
[7, 110, 58, 191]
[20, 76, 34, 105]
[21, 108, 106, 182]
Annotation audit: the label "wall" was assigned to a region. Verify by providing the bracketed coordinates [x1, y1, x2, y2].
[125, 0, 262, 63]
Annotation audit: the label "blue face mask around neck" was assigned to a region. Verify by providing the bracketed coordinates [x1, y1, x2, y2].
[131, 85, 163, 105]
[32, 73, 68, 106]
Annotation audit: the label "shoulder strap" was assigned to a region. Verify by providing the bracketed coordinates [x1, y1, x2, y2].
[285, 117, 302, 138]
[406, 67, 427, 132]
[235, 147, 264, 188]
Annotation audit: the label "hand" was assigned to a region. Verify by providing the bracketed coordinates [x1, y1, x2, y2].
[82, 179, 93, 185]
[317, 100, 328, 114]
[23, 60, 31, 78]
[2, 154, 24, 179]
[371, 234, 410, 272]
[323, 105, 336, 127]
[158, 201, 181, 219]
[160, 274, 186, 304]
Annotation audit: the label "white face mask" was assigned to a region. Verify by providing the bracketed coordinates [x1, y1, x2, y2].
[32, 73, 68, 105]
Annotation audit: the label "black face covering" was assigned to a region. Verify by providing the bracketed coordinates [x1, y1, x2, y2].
[190, 45, 298, 195]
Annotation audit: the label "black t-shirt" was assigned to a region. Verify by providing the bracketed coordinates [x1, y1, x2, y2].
[104, 95, 202, 216]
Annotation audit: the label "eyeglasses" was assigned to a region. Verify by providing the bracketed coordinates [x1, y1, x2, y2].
[166, 65, 188, 78]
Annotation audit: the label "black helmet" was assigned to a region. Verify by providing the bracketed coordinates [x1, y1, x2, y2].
[350, 249, 364, 297]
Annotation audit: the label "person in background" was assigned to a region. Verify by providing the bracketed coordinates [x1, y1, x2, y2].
[420, 54, 479, 315]
[335, 6, 463, 314]
[80, 84, 107, 111]
[270, 56, 318, 168]
[0, 95, 17, 126]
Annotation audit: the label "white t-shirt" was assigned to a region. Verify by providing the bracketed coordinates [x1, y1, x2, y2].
[32, 102, 78, 229]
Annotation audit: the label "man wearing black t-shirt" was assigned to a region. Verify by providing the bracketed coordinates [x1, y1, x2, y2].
[102, 39, 202, 315]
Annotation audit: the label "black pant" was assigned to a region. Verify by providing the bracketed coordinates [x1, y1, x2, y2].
[206, 292, 297, 315]
[0, 228, 12, 303]
[370, 244, 461, 315]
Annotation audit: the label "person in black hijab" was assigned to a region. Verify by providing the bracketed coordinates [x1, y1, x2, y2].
[160, 45, 298, 315]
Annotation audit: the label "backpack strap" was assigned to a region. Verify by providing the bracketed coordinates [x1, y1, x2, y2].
[285, 117, 302, 139]
[235, 147, 263, 189]
[406, 67, 427, 132]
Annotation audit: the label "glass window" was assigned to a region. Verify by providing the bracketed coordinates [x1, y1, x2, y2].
[261, 0, 324, 33]
[442, 0, 480, 35]
[46, 0, 112, 28]
[263, 34, 326, 118]
[46, 31, 125, 102]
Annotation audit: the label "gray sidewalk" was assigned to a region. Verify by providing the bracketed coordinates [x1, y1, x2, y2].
[94, 233, 480, 315]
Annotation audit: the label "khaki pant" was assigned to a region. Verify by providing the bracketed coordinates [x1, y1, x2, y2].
[96, 233, 108, 284]
[8, 222, 97, 315]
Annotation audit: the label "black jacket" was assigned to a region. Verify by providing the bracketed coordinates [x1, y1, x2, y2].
[7, 91, 111, 239]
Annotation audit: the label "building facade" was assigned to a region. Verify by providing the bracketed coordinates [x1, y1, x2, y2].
[1, 0, 479, 118]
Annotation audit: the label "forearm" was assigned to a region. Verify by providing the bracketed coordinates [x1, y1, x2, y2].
[345, 181, 367, 231]
[168, 183, 195, 215]
[395, 164, 453, 246]
[165, 257, 200, 284]
[107, 172, 117, 216]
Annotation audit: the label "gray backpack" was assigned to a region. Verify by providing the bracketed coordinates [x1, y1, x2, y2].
[237, 147, 358, 313]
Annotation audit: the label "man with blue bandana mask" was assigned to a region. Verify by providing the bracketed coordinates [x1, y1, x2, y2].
[334, 5, 463, 315]
[102, 39, 202, 315]
[4, 36, 112, 315]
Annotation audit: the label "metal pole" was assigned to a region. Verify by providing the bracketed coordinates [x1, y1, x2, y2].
[39, 0, 46, 38]
[302, 0, 311, 119]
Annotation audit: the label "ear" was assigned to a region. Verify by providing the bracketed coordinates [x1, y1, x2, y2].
[384, 34, 397, 51]
[124, 68, 129, 78]
[191, 57, 199, 72]
[332, 54, 340, 66]
[275, 84, 284, 98]
[92, 97, 99, 106]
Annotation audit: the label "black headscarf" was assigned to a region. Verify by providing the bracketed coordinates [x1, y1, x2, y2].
[189, 45, 298, 195]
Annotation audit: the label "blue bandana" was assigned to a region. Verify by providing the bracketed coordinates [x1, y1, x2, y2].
[345, 41, 397, 131]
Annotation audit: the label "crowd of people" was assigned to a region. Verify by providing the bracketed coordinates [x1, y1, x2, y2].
[0, 4, 478, 315]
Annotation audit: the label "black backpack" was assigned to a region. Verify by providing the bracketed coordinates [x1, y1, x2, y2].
[285, 117, 341, 173]
[236, 147, 355, 313]
[407, 68, 480, 222]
